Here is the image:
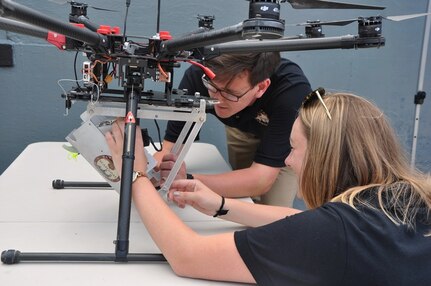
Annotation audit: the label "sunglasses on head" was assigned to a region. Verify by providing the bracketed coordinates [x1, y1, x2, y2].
[302, 87, 332, 120]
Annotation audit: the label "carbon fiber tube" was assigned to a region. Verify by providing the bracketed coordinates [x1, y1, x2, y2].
[0, 0, 105, 48]
[161, 22, 243, 54]
[0, 16, 47, 39]
[52, 179, 112, 189]
[1, 249, 166, 264]
[202, 35, 385, 55]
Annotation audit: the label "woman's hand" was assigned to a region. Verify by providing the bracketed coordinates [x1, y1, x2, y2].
[168, 179, 223, 217]
[105, 119, 148, 176]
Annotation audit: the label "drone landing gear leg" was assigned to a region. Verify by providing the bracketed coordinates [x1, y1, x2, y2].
[1, 87, 166, 264]
[1, 99, 207, 265]
[51, 179, 112, 189]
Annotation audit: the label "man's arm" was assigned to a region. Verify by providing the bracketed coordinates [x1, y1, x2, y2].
[194, 162, 281, 198]
[153, 140, 175, 167]
[160, 151, 282, 197]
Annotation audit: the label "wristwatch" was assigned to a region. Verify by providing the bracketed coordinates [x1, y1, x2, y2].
[132, 171, 145, 183]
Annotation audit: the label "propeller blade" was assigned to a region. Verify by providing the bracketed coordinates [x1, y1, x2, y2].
[277, 35, 304, 40]
[286, 0, 385, 10]
[292, 18, 357, 26]
[384, 12, 431, 22]
[89, 6, 118, 12]
[47, 0, 68, 4]
[319, 19, 358, 26]
[48, 1, 118, 12]
[290, 12, 431, 28]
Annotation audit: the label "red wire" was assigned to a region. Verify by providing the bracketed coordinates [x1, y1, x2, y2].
[186, 60, 216, 79]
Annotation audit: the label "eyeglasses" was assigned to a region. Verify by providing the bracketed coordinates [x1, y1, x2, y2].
[201, 75, 255, 102]
[302, 87, 332, 120]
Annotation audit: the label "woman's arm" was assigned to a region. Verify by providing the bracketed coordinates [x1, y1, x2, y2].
[132, 177, 254, 283]
[169, 179, 302, 227]
[106, 120, 255, 283]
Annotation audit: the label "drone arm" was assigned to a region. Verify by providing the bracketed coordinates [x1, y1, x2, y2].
[73, 15, 99, 32]
[0, 16, 81, 50]
[0, 0, 106, 49]
[202, 35, 384, 56]
[0, 16, 47, 39]
[160, 22, 243, 55]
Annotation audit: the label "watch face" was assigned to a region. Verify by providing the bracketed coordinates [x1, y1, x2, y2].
[94, 155, 120, 182]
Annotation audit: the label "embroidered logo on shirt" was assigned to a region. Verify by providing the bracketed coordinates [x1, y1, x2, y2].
[255, 110, 269, 126]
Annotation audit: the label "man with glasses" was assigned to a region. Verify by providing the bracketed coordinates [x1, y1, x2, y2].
[155, 52, 311, 207]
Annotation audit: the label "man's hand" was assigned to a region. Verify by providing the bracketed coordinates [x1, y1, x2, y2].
[159, 153, 187, 184]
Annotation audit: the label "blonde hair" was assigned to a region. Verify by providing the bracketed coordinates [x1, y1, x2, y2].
[298, 92, 431, 231]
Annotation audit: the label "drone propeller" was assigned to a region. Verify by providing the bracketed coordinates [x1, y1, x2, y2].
[48, 0, 118, 13]
[384, 12, 431, 22]
[289, 19, 357, 27]
[283, 0, 385, 10]
[288, 12, 431, 39]
[292, 12, 431, 27]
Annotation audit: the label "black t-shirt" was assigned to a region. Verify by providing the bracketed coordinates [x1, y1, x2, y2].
[234, 201, 431, 286]
[164, 58, 312, 167]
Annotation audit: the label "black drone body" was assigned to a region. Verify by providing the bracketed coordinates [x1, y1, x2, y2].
[0, 0, 391, 111]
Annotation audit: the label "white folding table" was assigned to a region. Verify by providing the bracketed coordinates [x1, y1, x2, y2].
[0, 142, 252, 285]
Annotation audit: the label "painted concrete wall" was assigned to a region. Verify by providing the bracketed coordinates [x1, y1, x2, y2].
[1, 0, 430, 174]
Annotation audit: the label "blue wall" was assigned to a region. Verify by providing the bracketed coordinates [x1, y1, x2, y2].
[1, 0, 430, 174]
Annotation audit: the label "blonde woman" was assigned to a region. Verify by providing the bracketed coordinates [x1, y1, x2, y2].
[106, 90, 431, 285]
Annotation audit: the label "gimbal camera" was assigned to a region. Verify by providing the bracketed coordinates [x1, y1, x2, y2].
[0, 0, 388, 264]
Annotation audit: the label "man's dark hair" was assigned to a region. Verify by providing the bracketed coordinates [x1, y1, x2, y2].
[204, 52, 281, 86]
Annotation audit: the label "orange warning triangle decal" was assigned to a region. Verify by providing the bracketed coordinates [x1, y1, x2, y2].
[125, 111, 136, 124]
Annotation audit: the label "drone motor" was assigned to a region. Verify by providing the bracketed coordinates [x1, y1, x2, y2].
[242, 0, 285, 39]
[197, 15, 215, 30]
[304, 21, 325, 38]
[69, 2, 88, 18]
[358, 16, 382, 38]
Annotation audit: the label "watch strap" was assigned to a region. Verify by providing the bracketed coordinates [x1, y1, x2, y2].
[132, 171, 145, 183]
